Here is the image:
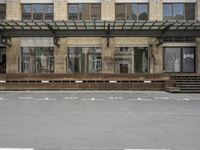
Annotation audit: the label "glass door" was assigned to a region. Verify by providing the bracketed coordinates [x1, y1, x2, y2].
[182, 48, 195, 73]
[0, 47, 6, 73]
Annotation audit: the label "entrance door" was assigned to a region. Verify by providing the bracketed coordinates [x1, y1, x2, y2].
[0, 47, 6, 73]
[120, 64, 128, 73]
[182, 48, 195, 73]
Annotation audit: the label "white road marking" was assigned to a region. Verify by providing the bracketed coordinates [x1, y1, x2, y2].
[81, 98, 104, 101]
[155, 97, 169, 100]
[19, 97, 33, 100]
[128, 97, 153, 101]
[64, 97, 78, 100]
[0, 149, 34, 150]
[175, 98, 191, 101]
[34, 97, 56, 101]
[124, 149, 171, 150]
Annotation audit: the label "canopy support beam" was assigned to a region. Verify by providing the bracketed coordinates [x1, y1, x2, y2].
[45, 23, 60, 47]
[157, 24, 172, 47]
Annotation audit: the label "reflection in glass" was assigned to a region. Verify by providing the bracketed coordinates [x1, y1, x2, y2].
[138, 4, 148, 20]
[44, 5, 53, 20]
[163, 4, 172, 20]
[116, 4, 126, 20]
[68, 47, 102, 74]
[21, 47, 54, 73]
[0, 47, 6, 73]
[22, 5, 32, 20]
[33, 4, 43, 20]
[68, 4, 79, 20]
[183, 48, 195, 72]
[185, 3, 195, 20]
[114, 47, 148, 74]
[173, 4, 184, 20]
[91, 4, 101, 20]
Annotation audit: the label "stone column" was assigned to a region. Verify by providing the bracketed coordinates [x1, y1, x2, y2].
[102, 38, 115, 74]
[6, 38, 21, 73]
[6, 0, 21, 20]
[54, 0, 68, 20]
[149, 0, 163, 21]
[196, 38, 200, 73]
[149, 38, 163, 73]
[196, 0, 200, 20]
[54, 38, 67, 74]
[101, 0, 115, 21]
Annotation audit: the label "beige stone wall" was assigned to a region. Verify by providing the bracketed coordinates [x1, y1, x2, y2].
[54, 0, 68, 20]
[196, 38, 200, 73]
[149, 38, 163, 73]
[54, 38, 67, 73]
[6, 0, 21, 20]
[149, 0, 163, 21]
[101, 0, 115, 21]
[196, 0, 200, 20]
[6, 38, 21, 73]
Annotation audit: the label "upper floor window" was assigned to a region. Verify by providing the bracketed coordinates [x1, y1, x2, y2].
[0, 4, 6, 19]
[68, 3, 101, 20]
[116, 3, 149, 20]
[163, 3, 195, 20]
[22, 4, 53, 20]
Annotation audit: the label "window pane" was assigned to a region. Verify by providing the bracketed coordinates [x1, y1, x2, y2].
[164, 48, 181, 72]
[127, 4, 137, 20]
[185, 3, 195, 20]
[33, 4, 44, 20]
[88, 47, 102, 73]
[91, 4, 101, 20]
[116, 4, 126, 20]
[163, 4, 172, 20]
[0, 4, 6, 19]
[134, 47, 148, 73]
[21, 47, 54, 73]
[81, 4, 90, 20]
[0, 47, 6, 73]
[173, 4, 184, 20]
[138, 4, 148, 20]
[22, 5, 32, 20]
[183, 48, 195, 72]
[44, 4, 53, 20]
[68, 4, 78, 20]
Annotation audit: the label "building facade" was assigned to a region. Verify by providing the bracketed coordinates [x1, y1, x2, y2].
[0, 0, 200, 91]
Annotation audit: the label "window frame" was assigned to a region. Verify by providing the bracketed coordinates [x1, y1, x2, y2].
[0, 4, 6, 20]
[115, 3, 149, 20]
[22, 3, 54, 21]
[163, 3, 195, 20]
[68, 3, 101, 20]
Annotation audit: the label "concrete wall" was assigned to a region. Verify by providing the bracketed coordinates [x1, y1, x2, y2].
[6, 38, 21, 73]
[101, 0, 115, 21]
[54, 0, 68, 20]
[6, 0, 21, 20]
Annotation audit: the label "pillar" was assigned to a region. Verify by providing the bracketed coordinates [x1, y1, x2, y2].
[6, 0, 21, 20]
[54, 0, 68, 20]
[149, 0, 163, 21]
[101, 0, 115, 21]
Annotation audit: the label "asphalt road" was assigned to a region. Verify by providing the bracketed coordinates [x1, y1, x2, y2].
[0, 91, 200, 150]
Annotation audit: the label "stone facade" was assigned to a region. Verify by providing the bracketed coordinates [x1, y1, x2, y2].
[2, 0, 200, 74]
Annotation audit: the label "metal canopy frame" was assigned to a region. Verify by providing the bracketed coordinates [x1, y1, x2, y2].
[0, 20, 200, 47]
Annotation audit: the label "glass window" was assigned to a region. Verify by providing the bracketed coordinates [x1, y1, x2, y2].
[173, 4, 184, 20]
[33, 4, 43, 20]
[91, 4, 101, 20]
[114, 47, 148, 74]
[44, 4, 53, 20]
[21, 47, 54, 74]
[138, 4, 148, 20]
[163, 4, 172, 20]
[185, 3, 195, 20]
[116, 4, 126, 20]
[22, 5, 32, 20]
[164, 48, 181, 72]
[0, 4, 6, 19]
[81, 4, 90, 20]
[68, 47, 102, 74]
[183, 48, 195, 73]
[68, 4, 79, 20]
[0, 47, 6, 73]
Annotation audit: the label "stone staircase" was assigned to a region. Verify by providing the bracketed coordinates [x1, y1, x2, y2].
[167, 75, 200, 93]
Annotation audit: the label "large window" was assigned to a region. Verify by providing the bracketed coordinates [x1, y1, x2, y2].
[164, 47, 195, 73]
[0, 4, 6, 19]
[68, 47, 102, 74]
[22, 4, 53, 20]
[116, 3, 149, 20]
[114, 47, 148, 74]
[21, 47, 54, 73]
[68, 4, 101, 20]
[0, 47, 6, 73]
[163, 3, 195, 20]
